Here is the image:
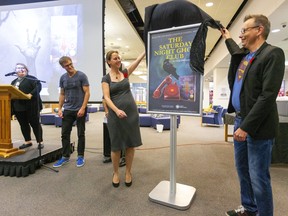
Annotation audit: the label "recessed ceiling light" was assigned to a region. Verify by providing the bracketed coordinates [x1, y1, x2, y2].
[206, 2, 214, 7]
[139, 75, 147, 81]
[121, 61, 129, 67]
[271, 29, 280, 33]
[133, 71, 143, 75]
[117, 38, 122, 41]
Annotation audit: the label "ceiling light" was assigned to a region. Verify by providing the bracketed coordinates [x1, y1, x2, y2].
[121, 61, 129, 67]
[139, 75, 147, 81]
[271, 29, 280, 33]
[133, 71, 143, 75]
[206, 2, 214, 7]
[117, 38, 122, 41]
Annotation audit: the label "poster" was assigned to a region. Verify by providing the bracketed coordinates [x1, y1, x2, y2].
[147, 24, 203, 116]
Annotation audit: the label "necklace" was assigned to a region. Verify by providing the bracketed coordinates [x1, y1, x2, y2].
[111, 71, 120, 80]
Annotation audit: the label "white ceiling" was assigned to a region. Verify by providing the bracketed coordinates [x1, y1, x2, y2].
[104, 0, 288, 80]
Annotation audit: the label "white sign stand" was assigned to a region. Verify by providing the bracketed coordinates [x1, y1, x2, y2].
[149, 115, 196, 210]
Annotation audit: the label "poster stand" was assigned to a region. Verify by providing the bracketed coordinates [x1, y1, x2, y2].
[147, 24, 202, 210]
[148, 115, 196, 210]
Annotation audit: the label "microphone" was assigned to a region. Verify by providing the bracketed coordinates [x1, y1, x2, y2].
[5, 72, 17, 76]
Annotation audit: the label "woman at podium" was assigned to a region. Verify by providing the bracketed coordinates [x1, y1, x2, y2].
[10, 63, 44, 149]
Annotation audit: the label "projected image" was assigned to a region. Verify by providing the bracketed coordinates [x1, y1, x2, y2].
[0, 0, 103, 102]
[0, 3, 82, 101]
[51, 16, 78, 62]
[49, 15, 79, 99]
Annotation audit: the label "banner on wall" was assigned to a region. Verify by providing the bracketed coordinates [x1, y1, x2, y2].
[147, 24, 203, 116]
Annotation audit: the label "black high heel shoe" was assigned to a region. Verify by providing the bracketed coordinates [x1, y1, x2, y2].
[125, 181, 132, 187]
[112, 173, 120, 188]
[125, 174, 132, 187]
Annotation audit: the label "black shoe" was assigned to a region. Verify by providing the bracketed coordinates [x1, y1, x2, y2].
[103, 157, 112, 163]
[119, 157, 126, 167]
[226, 206, 257, 216]
[125, 180, 132, 187]
[19, 143, 32, 149]
[112, 173, 120, 188]
[125, 173, 132, 187]
[37, 144, 44, 149]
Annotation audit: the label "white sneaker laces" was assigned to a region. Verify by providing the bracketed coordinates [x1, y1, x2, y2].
[235, 206, 245, 213]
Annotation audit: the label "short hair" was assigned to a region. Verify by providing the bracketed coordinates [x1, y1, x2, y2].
[105, 50, 118, 68]
[59, 56, 72, 66]
[244, 14, 270, 40]
[15, 63, 29, 73]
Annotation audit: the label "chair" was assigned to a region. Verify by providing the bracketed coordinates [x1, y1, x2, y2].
[151, 115, 180, 130]
[224, 113, 235, 141]
[221, 108, 227, 123]
[87, 106, 98, 113]
[222, 108, 227, 118]
[139, 114, 152, 127]
[138, 107, 147, 114]
[202, 106, 224, 126]
[40, 114, 56, 125]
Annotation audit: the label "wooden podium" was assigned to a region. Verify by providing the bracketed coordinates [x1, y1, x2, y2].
[0, 85, 30, 158]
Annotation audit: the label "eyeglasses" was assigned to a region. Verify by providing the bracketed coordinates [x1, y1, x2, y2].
[240, 26, 259, 34]
[15, 67, 26, 72]
[63, 63, 73, 68]
[15, 66, 25, 70]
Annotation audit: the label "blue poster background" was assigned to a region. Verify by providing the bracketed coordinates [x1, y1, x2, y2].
[147, 24, 202, 115]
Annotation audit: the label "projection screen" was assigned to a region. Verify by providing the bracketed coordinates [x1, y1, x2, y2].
[0, 0, 104, 102]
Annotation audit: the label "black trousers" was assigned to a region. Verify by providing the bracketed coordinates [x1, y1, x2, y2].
[14, 110, 43, 143]
[103, 123, 111, 157]
[61, 109, 86, 158]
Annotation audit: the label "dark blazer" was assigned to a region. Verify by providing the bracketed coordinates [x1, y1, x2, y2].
[11, 75, 43, 114]
[225, 39, 285, 139]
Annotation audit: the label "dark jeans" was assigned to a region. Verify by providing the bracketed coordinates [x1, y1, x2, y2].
[234, 116, 274, 216]
[14, 110, 43, 143]
[61, 109, 86, 158]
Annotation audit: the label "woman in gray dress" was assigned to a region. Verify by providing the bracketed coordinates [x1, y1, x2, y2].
[102, 50, 145, 187]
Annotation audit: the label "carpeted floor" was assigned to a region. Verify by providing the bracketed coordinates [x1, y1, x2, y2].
[0, 112, 287, 216]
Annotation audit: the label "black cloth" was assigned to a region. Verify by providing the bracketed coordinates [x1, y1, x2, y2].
[225, 39, 285, 139]
[144, 0, 222, 74]
[11, 75, 43, 114]
[11, 75, 43, 142]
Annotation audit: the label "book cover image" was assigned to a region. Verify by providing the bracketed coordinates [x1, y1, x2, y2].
[179, 75, 196, 102]
[148, 25, 202, 115]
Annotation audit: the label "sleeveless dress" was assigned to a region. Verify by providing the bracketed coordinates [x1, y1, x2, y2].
[101, 73, 142, 151]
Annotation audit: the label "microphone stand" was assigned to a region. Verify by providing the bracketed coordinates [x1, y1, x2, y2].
[25, 76, 58, 173]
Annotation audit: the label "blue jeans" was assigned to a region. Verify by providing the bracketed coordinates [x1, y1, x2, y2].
[61, 109, 86, 158]
[234, 116, 273, 216]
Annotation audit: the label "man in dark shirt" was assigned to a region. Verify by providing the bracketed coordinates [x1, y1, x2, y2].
[53, 56, 90, 168]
